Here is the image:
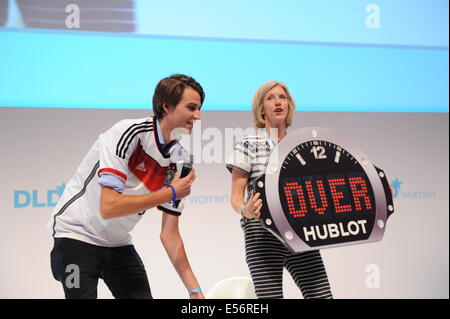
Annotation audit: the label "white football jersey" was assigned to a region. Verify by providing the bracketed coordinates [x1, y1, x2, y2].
[48, 117, 188, 247]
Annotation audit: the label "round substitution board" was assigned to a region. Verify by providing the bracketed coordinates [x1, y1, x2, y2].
[252, 127, 394, 253]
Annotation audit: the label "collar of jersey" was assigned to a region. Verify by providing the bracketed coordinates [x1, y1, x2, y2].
[153, 116, 178, 158]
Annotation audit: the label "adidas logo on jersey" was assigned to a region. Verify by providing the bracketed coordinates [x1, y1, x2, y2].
[137, 162, 146, 172]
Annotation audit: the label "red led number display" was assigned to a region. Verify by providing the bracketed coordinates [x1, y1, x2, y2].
[282, 175, 373, 218]
[284, 182, 308, 217]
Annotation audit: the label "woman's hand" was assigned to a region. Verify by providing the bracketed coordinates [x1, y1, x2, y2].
[241, 192, 263, 220]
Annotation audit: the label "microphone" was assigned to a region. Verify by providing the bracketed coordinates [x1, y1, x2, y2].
[179, 154, 194, 178]
[174, 154, 193, 208]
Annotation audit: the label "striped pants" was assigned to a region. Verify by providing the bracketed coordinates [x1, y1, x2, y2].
[242, 219, 333, 299]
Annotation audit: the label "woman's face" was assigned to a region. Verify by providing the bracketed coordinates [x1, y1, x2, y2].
[261, 85, 289, 127]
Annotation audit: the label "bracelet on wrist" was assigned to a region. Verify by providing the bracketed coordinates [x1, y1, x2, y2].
[166, 185, 177, 203]
[188, 287, 202, 296]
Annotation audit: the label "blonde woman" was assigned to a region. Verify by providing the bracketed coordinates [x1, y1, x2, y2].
[226, 81, 332, 299]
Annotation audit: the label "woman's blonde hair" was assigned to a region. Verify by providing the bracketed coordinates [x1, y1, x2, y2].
[251, 81, 296, 128]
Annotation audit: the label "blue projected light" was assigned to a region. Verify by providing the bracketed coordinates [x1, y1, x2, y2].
[0, 0, 448, 112]
[136, 0, 448, 48]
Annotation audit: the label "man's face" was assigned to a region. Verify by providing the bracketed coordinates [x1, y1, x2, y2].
[164, 86, 202, 134]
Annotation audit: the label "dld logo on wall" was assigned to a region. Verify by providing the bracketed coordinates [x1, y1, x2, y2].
[390, 178, 436, 200]
[13, 184, 229, 208]
[14, 183, 65, 208]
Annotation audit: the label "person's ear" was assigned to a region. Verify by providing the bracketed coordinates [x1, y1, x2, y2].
[163, 103, 170, 115]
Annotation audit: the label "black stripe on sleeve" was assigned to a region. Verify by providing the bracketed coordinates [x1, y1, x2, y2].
[115, 120, 153, 159]
[121, 127, 154, 159]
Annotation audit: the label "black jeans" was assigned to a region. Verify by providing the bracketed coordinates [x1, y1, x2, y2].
[50, 238, 152, 299]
